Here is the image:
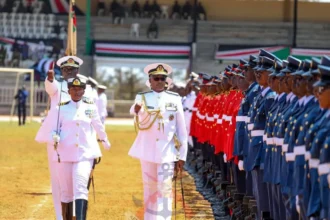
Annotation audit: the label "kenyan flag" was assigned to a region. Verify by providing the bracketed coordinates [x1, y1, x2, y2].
[65, 0, 77, 55]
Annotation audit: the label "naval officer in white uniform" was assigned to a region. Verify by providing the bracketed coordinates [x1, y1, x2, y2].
[50, 77, 111, 220]
[96, 85, 108, 124]
[35, 56, 90, 220]
[129, 63, 188, 220]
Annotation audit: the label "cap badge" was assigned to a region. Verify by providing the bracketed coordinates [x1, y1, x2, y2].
[67, 58, 75, 64]
[73, 79, 81, 86]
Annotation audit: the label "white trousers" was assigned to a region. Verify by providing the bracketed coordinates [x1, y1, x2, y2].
[140, 160, 175, 220]
[47, 144, 62, 220]
[56, 160, 93, 203]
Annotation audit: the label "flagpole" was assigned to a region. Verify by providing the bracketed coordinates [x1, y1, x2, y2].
[85, 0, 92, 55]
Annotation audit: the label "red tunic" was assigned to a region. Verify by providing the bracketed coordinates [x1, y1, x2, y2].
[225, 91, 244, 162]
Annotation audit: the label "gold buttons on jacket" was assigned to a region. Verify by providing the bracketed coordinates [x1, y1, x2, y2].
[156, 138, 159, 141]
[76, 123, 79, 126]
[75, 143, 78, 147]
[76, 133, 79, 137]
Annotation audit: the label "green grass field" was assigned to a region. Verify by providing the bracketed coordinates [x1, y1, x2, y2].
[0, 122, 209, 220]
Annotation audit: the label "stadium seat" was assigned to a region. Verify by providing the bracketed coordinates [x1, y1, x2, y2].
[130, 23, 140, 38]
[12, 1, 20, 13]
[161, 5, 169, 19]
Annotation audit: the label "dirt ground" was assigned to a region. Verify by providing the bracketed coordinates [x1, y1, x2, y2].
[0, 122, 212, 220]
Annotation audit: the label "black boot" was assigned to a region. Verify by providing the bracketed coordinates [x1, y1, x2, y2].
[67, 201, 73, 220]
[61, 202, 70, 220]
[75, 199, 88, 220]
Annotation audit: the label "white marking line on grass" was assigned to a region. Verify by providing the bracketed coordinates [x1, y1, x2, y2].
[27, 187, 51, 220]
[27, 196, 49, 220]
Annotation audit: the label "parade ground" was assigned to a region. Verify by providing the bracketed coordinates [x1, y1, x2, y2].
[0, 120, 213, 220]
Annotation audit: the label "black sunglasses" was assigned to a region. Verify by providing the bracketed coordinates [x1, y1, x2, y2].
[153, 76, 166, 82]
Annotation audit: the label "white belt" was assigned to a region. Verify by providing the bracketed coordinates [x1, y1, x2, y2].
[251, 130, 264, 137]
[305, 151, 311, 161]
[263, 134, 267, 142]
[197, 112, 205, 120]
[318, 163, 330, 176]
[267, 138, 275, 145]
[309, 158, 320, 168]
[286, 153, 295, 162]
[236, 116, 246, 122]
[275, 138, 284, 146]
[206, 115, 214, 122]
[217, 119, 222, 124]
[245, 117, 251, 123]
[214, 114, 219, 119]
[273, 137, 279, 145]
[282, 144, 288, 152]
[192, 107, 197, 111]
[294, 145, 306, 155]
[248, 124, 254, 131]
[222, 114, 228, 120]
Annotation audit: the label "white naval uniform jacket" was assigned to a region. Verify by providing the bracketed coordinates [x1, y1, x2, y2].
[35, 78, 96, 144]
[48, 100, 106, 162]
[128, 90, 188, 164]
[97, 93, 108, 118]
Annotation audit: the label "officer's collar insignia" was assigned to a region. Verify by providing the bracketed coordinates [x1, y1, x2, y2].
[73, 79, 81, 86]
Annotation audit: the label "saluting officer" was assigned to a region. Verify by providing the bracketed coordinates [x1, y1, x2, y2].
[35, 55, 90, 220]
[128, 63, 188, 220]
[50, 77, 111, 220]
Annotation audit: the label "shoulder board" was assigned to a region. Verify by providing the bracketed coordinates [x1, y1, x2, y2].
[138, 90, 152, 95]
[58, 101, 70, 106]
[165, 91, 179, 96]
[266, 92, 276, 99]
[252, 84, 260, 92]
[82, 97, 94, 104]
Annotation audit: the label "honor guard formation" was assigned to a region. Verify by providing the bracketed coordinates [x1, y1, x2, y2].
[34, 49, 330, 220]
[181, 49, 330, 220]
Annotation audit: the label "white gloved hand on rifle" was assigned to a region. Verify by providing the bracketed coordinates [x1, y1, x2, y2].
[52, 132, 60, 145]
[223, 154, 227, 163]
[238, 160, 244, 171]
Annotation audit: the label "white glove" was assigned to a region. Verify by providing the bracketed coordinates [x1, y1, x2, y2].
[295, 195, 300, 214]
[52, 132, 60, 145]
[238, 160, 244, 171]
[223, 154, 227, 163]
[101, 140, 111, 150]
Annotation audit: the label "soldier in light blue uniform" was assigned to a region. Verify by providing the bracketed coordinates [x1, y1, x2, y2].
[255, 56, 279, 220]
[265, 59, 287, 220]
[313, 65, 330, 220]
[246, 51, 277, 219]
[276, 56, 300, 220]
[272, 60, 294, 220]
[239, 55, 260, 197]
[297, 57, 324, 219]
[305, 56, 330, 219]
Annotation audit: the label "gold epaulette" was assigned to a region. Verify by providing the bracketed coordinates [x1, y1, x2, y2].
[82, 97, 94, 104]
[58, 101, 70, 106]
